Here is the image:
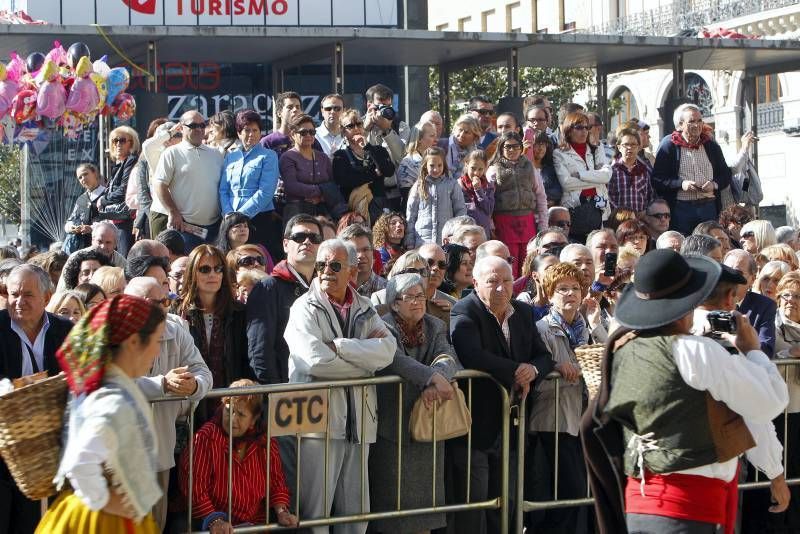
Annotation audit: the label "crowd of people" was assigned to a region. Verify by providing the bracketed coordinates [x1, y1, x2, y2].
[0, 82, 798, 534]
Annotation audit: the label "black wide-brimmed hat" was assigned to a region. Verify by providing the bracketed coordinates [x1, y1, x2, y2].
[615, 249, 722, 330]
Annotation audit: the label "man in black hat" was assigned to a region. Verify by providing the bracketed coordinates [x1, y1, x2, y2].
[581, 249, 788, 534]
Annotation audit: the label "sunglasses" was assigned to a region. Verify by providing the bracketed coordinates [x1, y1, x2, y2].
[296, 128, 316, 137]
[237, 256, 265, 267]
[571, 124, 589, 131]
[323, 105, 342, 112]
[184, 122, 208, 130]
[503, 144, 522, 151]
[553, 221, 571, 229]
[471, 108, 495, 116]
[397, 267, 430, 278]
[198, 265, 225, 274]
[315, 260, 343, 273]
[288, 231, 323, 244]
[647, 212, 671, 220]
[343, 121, 364, 130]
[111, 137, 130, 145]
[741, 231, 755, 239]
[425, 258, 448, 270]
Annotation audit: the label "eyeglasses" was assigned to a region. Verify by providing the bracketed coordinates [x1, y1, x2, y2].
[315, 260, 343, 273]
[741, 231, 755, 239]
[780, 293, 800, 301]
[397, 267, 431, 278]
[197, 265, 225, 274]
[503, 144, 522, 151]
[322, 105, 342, 112]
[571, 125, 589, 131]
[237, 256, 265, 267]
[542, 241, 566, 250]
[111, 137, 130, 145]
[397, 293, 426, 304]
[555, 286, 581, 295]
[296, 128, 316, 137]
[343, 121, 364, 130]
[288, 231, 323, 244]
[79, 269, 96, 277]
[528, 116, 548, 123]
[470, 108, 495, 116]
[647, 212, 671, 220]
[619, 143, 640, 149]
[552, 220, 571, 229]
[183, 122, 208, 130]
[425, 258, 447, 270]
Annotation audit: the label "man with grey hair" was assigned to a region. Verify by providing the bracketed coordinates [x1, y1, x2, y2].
[724, 248, 776, 356]
[528, 227, 569, 257]
[339, 223, 386, 298]
[681, 234, 723, 262]
[656, 230, 685, 251]
[547, 206, 571, 233]
[450, 255, 554, 534]
[441, 215, 477, 246]
[284, 238, 396, 533]
[775, 225, 799, 250]
[474, 240, 512, 264]
[56, 221, 127, 292]
[124, 276, 211, 530]
[653, 102, 732, 235]
[0, 264, 73, 533]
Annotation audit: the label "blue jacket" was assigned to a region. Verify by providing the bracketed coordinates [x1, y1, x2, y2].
[739, 290, 777, 357]
[219, 144, 279, 218]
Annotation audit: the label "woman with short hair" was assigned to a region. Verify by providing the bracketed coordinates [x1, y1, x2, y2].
[90, 266, 126, 299]
[740, 219, 777, 254]
[754, 260, 791, 302]
[46, 290, 86, 323]
[99, 126, 140, 256]
[446, 114, 481, 180]
[205, 110, 239, 153]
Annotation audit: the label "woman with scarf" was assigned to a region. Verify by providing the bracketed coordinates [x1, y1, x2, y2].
[446, 114, 481, 180]
[37, 295, 166, 533]
[488, 131, 548, 277]
[99, 126, 140, 256]
[526, 262, 587, 534]
[179, 378, 298, 532]
[370, 273, 460, 533]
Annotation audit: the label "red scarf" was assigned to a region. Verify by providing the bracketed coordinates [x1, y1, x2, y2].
[459, 173, 489, 203]
[670, 130, 710, 150]
[570, 142, 596, 198]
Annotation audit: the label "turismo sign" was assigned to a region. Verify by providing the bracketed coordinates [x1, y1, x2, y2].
[18, 0, 398, 27]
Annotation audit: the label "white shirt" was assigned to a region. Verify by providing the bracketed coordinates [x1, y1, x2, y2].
[151, 141, 224, 226]
[10, 313, 50, 376]
[315, 122, 344, 158]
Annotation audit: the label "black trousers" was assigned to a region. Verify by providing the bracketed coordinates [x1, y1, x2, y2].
[0, 462, 40, 534]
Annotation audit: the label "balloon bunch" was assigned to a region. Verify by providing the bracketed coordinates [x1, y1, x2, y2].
[0, 41, 136, 137]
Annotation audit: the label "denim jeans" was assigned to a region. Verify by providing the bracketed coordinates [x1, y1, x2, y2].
[671, 199, 718, 236]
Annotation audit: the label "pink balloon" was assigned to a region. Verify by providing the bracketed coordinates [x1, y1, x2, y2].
[113, 92, 136, 121]
[6, 53, 24, 83]
[65, 76, 99, 115]
[37, 80, 66, 119]
[45, 41, 68, 67]
[0, 80, 18, 118]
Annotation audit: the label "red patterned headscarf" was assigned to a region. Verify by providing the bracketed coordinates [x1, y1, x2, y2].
[56, 295, 156, 396]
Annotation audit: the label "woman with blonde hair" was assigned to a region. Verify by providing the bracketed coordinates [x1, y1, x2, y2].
[446, 114, 481, 179]
[397, 121, 438, 207]
[90, 266, 126, 299]
[100, 125, 140, 255]
[762, 243, 799, 271]
[740, 219, 776, 254]
[754, 260, 791, 302]
[46, 290, 86, 323]
[225, 244, 268, 278]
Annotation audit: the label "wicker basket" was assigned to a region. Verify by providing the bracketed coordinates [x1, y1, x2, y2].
[0, 373, 67, 500]
[574, 344, 604, 400]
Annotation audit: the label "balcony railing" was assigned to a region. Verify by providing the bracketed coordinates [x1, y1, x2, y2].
[757, 101, 785, 133]
[580, 0, 799, 36]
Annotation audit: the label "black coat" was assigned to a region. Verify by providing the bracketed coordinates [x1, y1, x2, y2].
[332, 144, 395, 200]
[184, 304, 252, 385]
[739, 290, 777, 357]
[0, 309, 73, 380]
[450, 292, 554, 450]
[98, 154, 137, 221]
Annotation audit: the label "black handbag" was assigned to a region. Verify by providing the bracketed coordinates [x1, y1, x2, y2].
[569, 197, 603, 237]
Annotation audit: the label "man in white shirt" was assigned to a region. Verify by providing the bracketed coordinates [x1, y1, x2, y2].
[315, 93, 345, 157]
[151, 110, 224, 250]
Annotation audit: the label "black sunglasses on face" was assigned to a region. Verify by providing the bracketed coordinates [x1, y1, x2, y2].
[111, 137, 130, 145]
[198, 265, 225, 274]
[237, 256, 265, 267]
[184, 122, 208, 130]
[343, 122, 364, 130]
[741, 231, 755, 239]
[471, 108, 495, 116]
[288, 232, 323, 245]
[296, 128, 316, 137]
[398, 267, 430, 278]
[571, 125, 589, 131]
[647, 212, 671, 220]
[425, 258, 448, 270]
[315, 260, 344, 273]
[323, 106, 342, 112]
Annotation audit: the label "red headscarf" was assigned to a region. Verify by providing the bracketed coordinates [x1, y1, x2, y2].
[56, 295, 157, 396]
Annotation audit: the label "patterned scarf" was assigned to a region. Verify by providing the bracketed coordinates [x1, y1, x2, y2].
[549, 308, 589, 349]
[392, 311, 426, 348]
[56, 295, 155, 396]
[459, 173, 490, 203]
[670, 130, 710, 150]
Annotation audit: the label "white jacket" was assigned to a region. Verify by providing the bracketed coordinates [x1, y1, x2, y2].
[284, 279, 396, 443]
[553, 144, 612, 220]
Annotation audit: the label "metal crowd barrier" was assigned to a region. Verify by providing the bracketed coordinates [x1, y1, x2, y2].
[516, 358, 800, 533]
[154, 370, 511, 533]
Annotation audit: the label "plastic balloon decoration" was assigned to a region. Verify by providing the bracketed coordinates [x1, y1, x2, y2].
[0, 42, 136, 139]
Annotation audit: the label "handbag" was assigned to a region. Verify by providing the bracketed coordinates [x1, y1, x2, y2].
[731, 158, 763, 206]
[409, 355, 471, 442]
[569, 198, 603, 237]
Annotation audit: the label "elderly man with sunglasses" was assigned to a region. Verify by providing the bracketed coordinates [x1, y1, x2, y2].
[284, 238, 396, 534]
[151, 109, 224, 250]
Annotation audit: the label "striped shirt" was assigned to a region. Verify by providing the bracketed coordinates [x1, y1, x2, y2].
[676, 145, 715, 202]
[180, 419, 290, 524]
[608, 158, 654, 213]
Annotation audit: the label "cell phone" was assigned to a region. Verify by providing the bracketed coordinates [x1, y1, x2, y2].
[603, 252, 618, 277]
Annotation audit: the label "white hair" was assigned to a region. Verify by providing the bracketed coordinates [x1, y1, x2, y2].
[723, 248, 757, 277]
[775, 226, 797, 245]
[442, 216, 477, 242]
[559, 243, 591, 261]
[317, 239, 358, 266]
[673, 103, 702, 129]
[8, 264, 52, 294]
[386, 273, 425, 304]
[472, 255, 511, 280]
[474, 240, 509, 262]
[548, 206, 569, 217]
[92, 221, 119, 240]
[656, 231, 685, 250]
[124, 276, 161, 297]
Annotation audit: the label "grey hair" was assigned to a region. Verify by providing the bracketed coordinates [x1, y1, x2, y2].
[681, 234, 721, 256]
[775, 226, 797, 245]
[338, 223, 373, 247]
[474, 240, 509, 262]
[673, 103, 702, 129]
[7, 264, 53, 294]
[548, 206, 569, 217]
[472, 255, 511, 280]
[656, 231, 685, 250]
[442, 216, 477, 242]
[387, 251, 426, 279]
[317, 238, 358, 266]
[723, 248, 757, 277]
[585, 228, 616, 248]
[124, 276, 162, 298]
[386, 273, 425, 304]
[92, 220, 119, 239]
[559, 243, 591, 261]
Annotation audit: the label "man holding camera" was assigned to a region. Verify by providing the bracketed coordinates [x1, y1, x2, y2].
[582, 249, 788, 534]
[364, 84, 409, 212]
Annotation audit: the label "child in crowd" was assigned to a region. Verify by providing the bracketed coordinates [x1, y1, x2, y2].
[458, 149, 495, 241]
[397, 121, 438, 210]
[235, 268, 268, 303]
[405, 147, 467, 247]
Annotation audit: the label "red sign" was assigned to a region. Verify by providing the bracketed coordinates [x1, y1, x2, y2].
[123, 0, 156, 15]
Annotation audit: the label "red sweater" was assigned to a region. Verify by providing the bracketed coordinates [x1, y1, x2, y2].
[179, 419, 290, 524]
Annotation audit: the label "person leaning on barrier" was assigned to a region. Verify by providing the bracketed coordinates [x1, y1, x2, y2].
[526, 262, 588, 534]
[689, 265, 791, 533]
[581, 249, 789, 534]
[369, 273, 461, 533]
[124, 276, 212, 531]
[283, 238, 396, 534]
[179, 379, 298, 533]
[449, 256, 555, 534]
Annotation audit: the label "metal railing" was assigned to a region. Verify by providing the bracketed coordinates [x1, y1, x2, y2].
[163, 370, 511, 533]
[758, 101, 785, 134]
[580, 0, 799, 36]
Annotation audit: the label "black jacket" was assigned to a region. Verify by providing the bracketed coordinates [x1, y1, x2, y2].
[332, 144, 395, 200]
[65, 190, 102, 250]
[739, 290, 777, 357]
[0, 309, 73, 380]
[246, 261, 310, 384]
[184, 304, 252, 385]
[98, 154, 137, 221]
[450, 292, 554, 450]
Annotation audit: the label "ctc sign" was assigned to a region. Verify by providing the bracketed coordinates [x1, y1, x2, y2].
[268, 390, 328, 437]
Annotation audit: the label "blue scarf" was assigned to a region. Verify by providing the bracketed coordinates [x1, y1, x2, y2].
[549, 309, 589, 349]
